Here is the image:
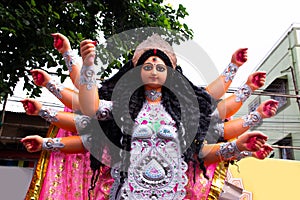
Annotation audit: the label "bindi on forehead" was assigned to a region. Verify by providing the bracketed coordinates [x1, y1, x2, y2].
[152, 57, 158, 62]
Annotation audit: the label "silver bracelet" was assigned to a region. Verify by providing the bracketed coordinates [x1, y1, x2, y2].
[74, 115, 91, 132]
[242, 111, 262, 127]
[38, 106, 59, 123]
[236, 151, 253, 161]
[234, 84, 253, 102]
[222, 63, 239, 83]
[42, 138, 65, 151]
[63, 50, 79, 72]
[96, 100, 113, 120]
[46, 79, 65, 99]
[79, 65, 97, 90]
[216, 141, 241, 161]
[215, 122, 224, 138]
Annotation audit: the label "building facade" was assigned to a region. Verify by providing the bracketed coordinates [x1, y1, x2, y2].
[234, 24, 300, 160]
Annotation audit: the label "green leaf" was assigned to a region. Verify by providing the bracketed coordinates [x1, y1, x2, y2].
[31, 0, 36, 7]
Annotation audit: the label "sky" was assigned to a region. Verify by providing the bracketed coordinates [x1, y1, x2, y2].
[172, 0, 300, 87]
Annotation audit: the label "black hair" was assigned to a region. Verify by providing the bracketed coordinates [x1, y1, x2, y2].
[136, 49, 173, 68]
[87, 57, 216, 198]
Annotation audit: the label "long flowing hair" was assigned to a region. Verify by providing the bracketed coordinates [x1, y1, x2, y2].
[87, 60, 215, 198]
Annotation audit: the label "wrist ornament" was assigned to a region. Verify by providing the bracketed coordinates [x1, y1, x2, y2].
[96, 100, 113, 120]
[234, 84, 253, 102]
[42, 137, 65, 151]
[236, 151, 252, 161]
[63, 50, 79, 72]
[242, 111, 262, 128]
[74, 115, 91, 132]
[38, 106, 59, 123]
[216, 141, 241, 161]
[46, 79, 65, 99]
[79, 65, 97, 90]
[222, 63, 239, 83]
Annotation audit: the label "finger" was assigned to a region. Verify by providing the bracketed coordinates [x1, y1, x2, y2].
[20, 99, 27, 106]
[253, 71, 266, 76]
[31, 70, 44, 85]
[269, 100, 279, 107]
[25, 101, 36, 114]
[263, 100, 278, 117]
[255, 137, 266, 145]
[36, 72, 44, 85]
[247, 132, 268, 141]
[22, 135, 38, 141]
[80, 39, 93, 50]
[255, 140, 265, 148]
[30, 70, 38, 77]
[236, 48, 248, 62]
[23, 103, 39, 116]
[91, 40, 98, 46]
[51, 33, 63, 50]
[252, 76, 264, 88]
[246, 136, 257, 151]
[81, 43, 95, 53]
[264, 144, 274, 151]
[255, 151, 265, 159]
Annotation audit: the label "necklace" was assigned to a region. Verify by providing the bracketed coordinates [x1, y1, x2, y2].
[145, 89, 162, 101]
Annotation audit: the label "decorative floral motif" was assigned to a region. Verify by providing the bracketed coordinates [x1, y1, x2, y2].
[112, 101, 188, 200]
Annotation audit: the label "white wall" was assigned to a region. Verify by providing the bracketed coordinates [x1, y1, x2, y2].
[0, 166, 33, 200]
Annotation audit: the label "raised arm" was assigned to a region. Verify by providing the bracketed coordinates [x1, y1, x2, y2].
[217, 71, 266, 119]
[51, 33, 82, 89]
[206, 48, 248, 100]
[78, 39, 99, 116]
[30, 69, 80, 111]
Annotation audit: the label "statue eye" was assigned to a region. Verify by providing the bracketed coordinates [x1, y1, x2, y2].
[142, 63, 153, 71]
[156, 64, 166, 72]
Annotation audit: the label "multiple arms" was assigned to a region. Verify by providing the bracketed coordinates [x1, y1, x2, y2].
[21, 33, 276, 164]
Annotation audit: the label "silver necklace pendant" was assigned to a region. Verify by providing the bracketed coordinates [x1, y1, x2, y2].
[145, 89, 162, 101]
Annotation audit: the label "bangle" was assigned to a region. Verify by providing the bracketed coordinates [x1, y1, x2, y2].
[42, 138, 65, 151]
[96, 100, 113, 120]
[79, 65, 97, 90]
[242, 111, 262, 128]
[236, 151, 252, 161]
[74, 115, 91, 132]
[46, 79, 65, 99]
[38, 106, 59, 123]
[216, 141, 241, 161]
[222, 63, 239, 83]
[234, 84, 253, 102]
[63, 50, 79, 72]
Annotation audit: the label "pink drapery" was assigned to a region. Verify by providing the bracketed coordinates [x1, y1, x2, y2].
[38, 108, 113, 200]
[30, 107, 223, 199]
[184, 162, 218, 200]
